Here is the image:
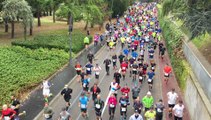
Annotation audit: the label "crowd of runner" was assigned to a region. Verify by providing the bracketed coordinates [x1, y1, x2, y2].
[0, 2, 185, 120]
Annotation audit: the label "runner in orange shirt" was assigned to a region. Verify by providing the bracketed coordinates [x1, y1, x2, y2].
[164, 63, 172, 84]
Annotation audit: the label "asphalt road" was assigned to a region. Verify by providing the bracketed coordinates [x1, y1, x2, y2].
[34, 41, 163, 120]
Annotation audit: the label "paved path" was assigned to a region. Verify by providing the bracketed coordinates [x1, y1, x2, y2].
[34, 42, 164, 120]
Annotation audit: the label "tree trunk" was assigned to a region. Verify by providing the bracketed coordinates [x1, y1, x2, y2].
[17, 16, 20, 22]
[84, 21, 88, 30]
[49, 8, 52, 16]
[4, 18, 8, 32]
[37, 10, 41, 26]
[91, 22, 94, 28]
[30, 22, 33, 36]
[24, 26, 27, 40]
[53, 7, 56, 23]
[11, 21, 15, 38]
[47, 11, 49, 16]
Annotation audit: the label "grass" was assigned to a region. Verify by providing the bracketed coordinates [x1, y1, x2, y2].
[192, 32, 211, 49]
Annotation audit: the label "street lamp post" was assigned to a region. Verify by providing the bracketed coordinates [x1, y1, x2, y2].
[69, 13, 73, 65]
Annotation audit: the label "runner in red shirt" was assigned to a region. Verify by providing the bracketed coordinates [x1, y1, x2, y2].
[121, 61, 128, 80]
[164, 63, 172, 84]
[120, 84, 130, 99]
[1, 104, 16, 120]
[75, 61, 82, 82]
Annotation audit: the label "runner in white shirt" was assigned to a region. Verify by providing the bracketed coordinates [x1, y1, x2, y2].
[129, 110, 143, 120]
[173, 100, 185, 120]
[93, 63, 102, 83]
[167, 88, 178, 118]
[42, 80, 52, 103]
[110, 79, 119, 97]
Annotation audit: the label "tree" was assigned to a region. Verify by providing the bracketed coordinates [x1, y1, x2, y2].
[161, 0, 211, 38]
[2, 0, 33, 39]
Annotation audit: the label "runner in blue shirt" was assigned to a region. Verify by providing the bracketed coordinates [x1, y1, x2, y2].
[82, 74, 90, 92]
[85, 62, 93, 75]
[79, 92, 89, 118]
[147, 69, 155, 91]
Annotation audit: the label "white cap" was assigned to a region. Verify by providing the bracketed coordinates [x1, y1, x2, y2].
[64, 84, 68, 88]
[147, 91, 151, 95]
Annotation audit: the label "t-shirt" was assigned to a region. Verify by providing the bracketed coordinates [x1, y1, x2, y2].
[173, 104, 185, 118]
[145, 110, 156, 120]
[104, 59, 111, 66]
[11, 99, 20, 113]
[155, 103, 165, 114]
[79, 96, 89, 108]
[167, 92, 178, 105]
[147, 72, 155, 79]
[119, 55, 125, 61]
[60, 111, 70, 120]
[129, 114, 143, 120]
[85, 64, 93, 72]
[164, 66, 172, 74]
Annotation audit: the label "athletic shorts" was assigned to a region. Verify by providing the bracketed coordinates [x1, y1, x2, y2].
[168, 104, 175, 108]
[95, 74, 99, 79]
[164, 74, 170, 77]
[95, 110, 102, 116]
[148, 80, 153, 85]
[81, 108, 87, 113]
[76, 71, 81, 75]
[132, 70, 137, 74]
[132, 96, 137, 100]
[84, 43, 89, 46]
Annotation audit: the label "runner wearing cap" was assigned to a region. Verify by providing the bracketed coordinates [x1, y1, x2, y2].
[142, 91, 154, 112]
[129, 110, 143, 120]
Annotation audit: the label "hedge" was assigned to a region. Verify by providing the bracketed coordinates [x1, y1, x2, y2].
[11, 30, 93, 53]
[158, 5, 189, 91]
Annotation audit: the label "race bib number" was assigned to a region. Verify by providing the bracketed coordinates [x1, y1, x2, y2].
[87, 68, 91, 71]
[95, 104, 101, 109]
[81, 104, 86, 109]
[148, 79, 152, 82]
[157, 108, 162, 112]
[4, 117, 10, 120]
[133, 68, 137, 71]
[110, 104, 115, 108]
[165, 73, 168, 76]
[139, 76, 143, 80]
[113, 59, 116, 62]
[96, 72, 100, 75]
[44, 114, 50, 118]
[122, 67, 126, 70]
[152, 67, 155, 70]
[83, 83, 87, 87]
[121, 107, 126, 112]
[150, 53, 153, 56]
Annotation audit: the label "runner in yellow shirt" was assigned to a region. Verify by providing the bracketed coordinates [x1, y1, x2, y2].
[120, 37, 126, 49]
[145, 107, 156, 120]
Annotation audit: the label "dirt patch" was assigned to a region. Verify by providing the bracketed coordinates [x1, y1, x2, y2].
[199, 42, 211, 64]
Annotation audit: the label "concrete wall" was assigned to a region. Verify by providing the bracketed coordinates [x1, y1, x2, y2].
[183, 41, 211, 103]
[184, 72, 211, 120]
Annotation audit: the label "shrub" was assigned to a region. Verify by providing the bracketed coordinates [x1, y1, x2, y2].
[0, 46, 69, 105]
[11, 30, 93, 53]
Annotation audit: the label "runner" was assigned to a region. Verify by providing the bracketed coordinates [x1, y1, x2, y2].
[79, 92, 89, 119]
[61, 85, 73, 111]
[173, 100, 185, 120]
[87, 51, 94, 64]
[120, 84, 130, 99]
[129, 110, 143, 120]
[144, 107, 156, 120]
[94, 95, 104, 120]
[75, 61, 82, 82]
[103, 58, 112, 75]
[121, 61, 128, 80]
[84, 36, 90, 49]
[160, 45, 166, 59]
[90, 83, 101, 103]
[111, 54, 118, 70]
[163, 63, 172, 84]
[142, 91, 154, 112]
[150, 59, 156, 72]
[167, 88, 178, 118]
[138, 67, 144, 85]
[41, 80, 52, 103]
[131, 61, 139, 82]
[93, 64, 102, 82]
[155, 99, 165, 120]
[119, 94, 130, 119]
[133, 97, 143, 114]
[94, 33, 99, 46]
[120, 36, 126, 49]
[118, 52, 125, 64]
[10, 95, 23, 120]
[108, 93, 117, 120]
[85, 62, 93, 75]
[1, 104, 16, 120]
[109, 79, 119, 97]
[82, 74, 90, 93]
[58, 107, 72, 120]
[113, 70, 122, 84]
[43, 103, 54, 120]
[80, 69, 86, 83]
[147, 69, 155, 91]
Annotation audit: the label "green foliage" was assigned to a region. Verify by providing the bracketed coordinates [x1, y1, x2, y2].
[192, 32, 211, 49]
[109, 0, 130, 17]
[161, 0, 211, 38]
[11, 30, 92, 53]
[158, 6, 189, 91]
[0, 46, 69, 105]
